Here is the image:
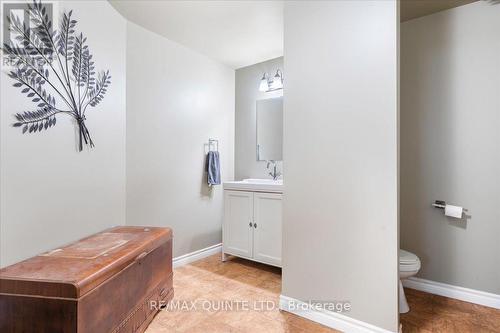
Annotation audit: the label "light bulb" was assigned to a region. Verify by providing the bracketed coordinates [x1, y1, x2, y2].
[270, 70, 283, 90]
[259, 73, 269, 92]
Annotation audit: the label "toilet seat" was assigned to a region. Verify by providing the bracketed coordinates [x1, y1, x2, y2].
[399, 250, 421, 272]
[400, 249, 418, 263]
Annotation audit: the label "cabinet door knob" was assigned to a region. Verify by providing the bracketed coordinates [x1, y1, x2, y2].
[253, 223, 257, 228]
[249, 222, 253, 227]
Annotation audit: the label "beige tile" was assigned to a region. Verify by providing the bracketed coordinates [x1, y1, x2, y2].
[146, 308, 209, 333]
[283, 312, 341, 333]
[400, 320, 433, 333]
[147, 254, 499, 333]
[177, 319, 239, 333]
[402, 287, 500, 333]
[470, 303, 500, 331]
[256, 276, 282, 294]
[215, 309, 306, 333]
[430, 317, 494, 333]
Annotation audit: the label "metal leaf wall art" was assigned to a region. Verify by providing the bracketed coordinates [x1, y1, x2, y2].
[1, 0, 111, 151]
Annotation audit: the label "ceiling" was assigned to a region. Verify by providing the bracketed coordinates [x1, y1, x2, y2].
[400, 0, 478, 22]
[109, 0, 284, 69]
[110, 0, 481, 68]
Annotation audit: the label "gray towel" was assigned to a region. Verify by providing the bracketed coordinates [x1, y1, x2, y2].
[206, 151, 221, 186]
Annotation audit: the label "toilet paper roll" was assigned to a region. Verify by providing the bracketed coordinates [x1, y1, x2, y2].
[445, 205, 463, 218]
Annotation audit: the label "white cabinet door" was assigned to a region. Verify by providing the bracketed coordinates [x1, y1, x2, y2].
[253, 192, 282, 267]
[223, 191, 254, 259]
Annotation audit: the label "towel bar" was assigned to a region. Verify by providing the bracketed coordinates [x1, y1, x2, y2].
[208, 138, 219, 152]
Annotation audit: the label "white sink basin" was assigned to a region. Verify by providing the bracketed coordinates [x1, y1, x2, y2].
[242, 178, 283, 184]
[224, 178, 283, 193]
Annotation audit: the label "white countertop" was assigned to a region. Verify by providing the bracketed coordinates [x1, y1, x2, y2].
[223, 179, 283, 193]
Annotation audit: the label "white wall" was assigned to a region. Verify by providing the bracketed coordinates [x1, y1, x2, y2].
[126, 22, 234, 258]
[235, 57, 283, 180]
[401, 2, 500, 294]
[0, 1, 126, 266]
[282, 1, 399, 331]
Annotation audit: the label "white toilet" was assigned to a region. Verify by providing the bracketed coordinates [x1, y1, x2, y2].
[399, 249, 421, 313]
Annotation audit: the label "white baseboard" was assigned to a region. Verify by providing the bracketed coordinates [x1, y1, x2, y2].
[172, 243, 222, 268]
[403, 277, 500, 310]
[279, 295, 397, 333]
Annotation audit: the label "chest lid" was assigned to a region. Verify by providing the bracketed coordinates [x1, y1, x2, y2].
[0, 226, 172, 299]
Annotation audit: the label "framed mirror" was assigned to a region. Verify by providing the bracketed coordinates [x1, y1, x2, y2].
[256, 97, 283, 161]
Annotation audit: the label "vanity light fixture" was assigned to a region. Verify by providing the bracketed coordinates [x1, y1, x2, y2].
[258, 69, 284, 92]
[270, 69, 283, 90]
[259, 73, 270, 92]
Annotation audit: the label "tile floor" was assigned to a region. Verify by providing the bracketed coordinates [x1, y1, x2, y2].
[400, 287, 500, 332]
[146, 254, 338, 333]
[145, 254, 500, 333]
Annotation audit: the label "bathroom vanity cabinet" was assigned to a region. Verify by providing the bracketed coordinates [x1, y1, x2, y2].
[223, 180, 283, 267]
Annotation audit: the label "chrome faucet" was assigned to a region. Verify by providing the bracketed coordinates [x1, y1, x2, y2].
[266, 160, 281, 180]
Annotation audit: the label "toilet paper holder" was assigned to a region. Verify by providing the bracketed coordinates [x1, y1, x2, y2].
[432, 200, 447, 209]
[432, 200, 468, 213]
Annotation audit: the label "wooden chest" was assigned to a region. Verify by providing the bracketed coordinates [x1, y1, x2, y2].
[0, 226, 173, 333]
